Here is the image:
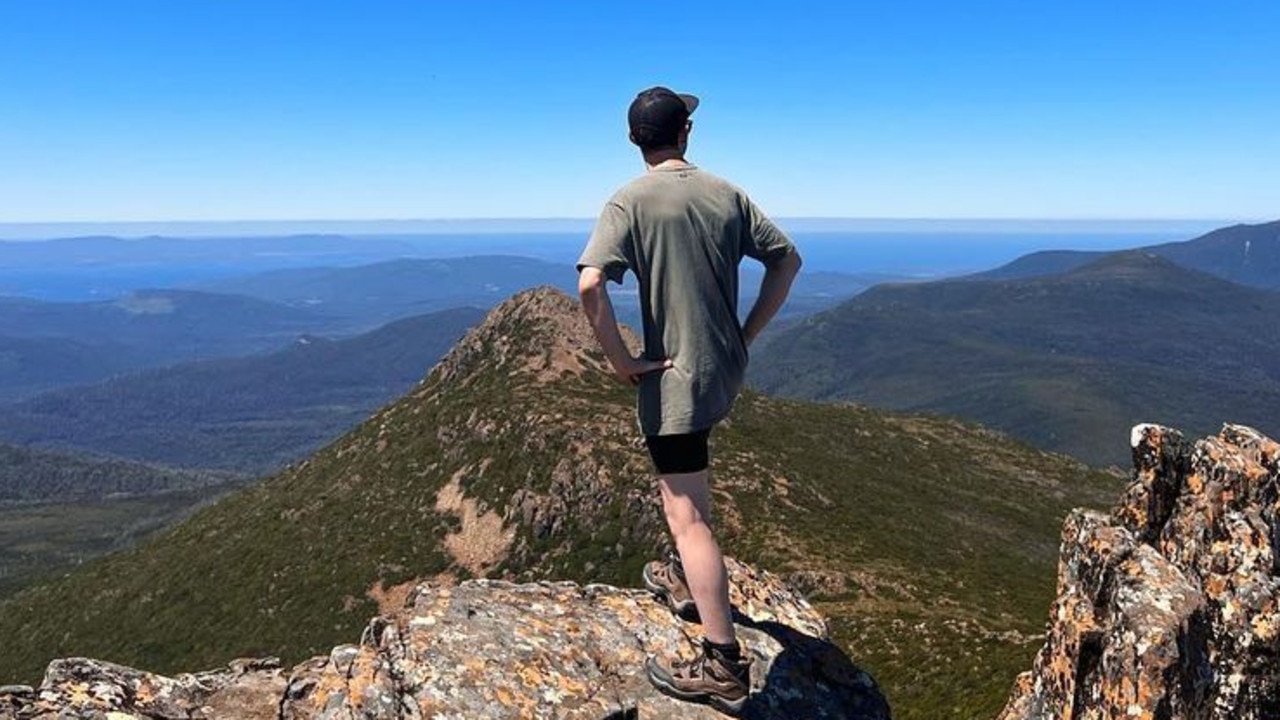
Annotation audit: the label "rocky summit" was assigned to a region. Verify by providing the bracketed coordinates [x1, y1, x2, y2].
[0, 559, 890, 720]
[1000, 423, 1280, 719]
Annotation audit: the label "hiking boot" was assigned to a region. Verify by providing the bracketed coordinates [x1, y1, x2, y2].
[643, 554, 700, 622]
[646, 641, 752, 715]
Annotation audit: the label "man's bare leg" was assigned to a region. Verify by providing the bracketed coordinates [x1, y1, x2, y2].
[657, 469, 735, 645]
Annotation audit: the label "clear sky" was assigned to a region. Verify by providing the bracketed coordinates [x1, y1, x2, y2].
[1, 1, 1276, 222]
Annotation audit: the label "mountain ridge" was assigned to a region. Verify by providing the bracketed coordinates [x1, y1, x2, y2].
[0, 286, 1119, 719]
[973, 219, 1280, 288]
[751, 250, 1280, 465]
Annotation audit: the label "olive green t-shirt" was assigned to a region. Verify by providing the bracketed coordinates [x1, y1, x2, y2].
[577, 165, 795, 436]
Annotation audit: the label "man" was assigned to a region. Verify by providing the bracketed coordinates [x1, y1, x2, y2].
[576, 86, 802, 714]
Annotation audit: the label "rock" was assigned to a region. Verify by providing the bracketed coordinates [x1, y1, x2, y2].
[3, 656, 287, 720]
[1000, 423, 1280, 720]
[8, 559, 889, 719]
[0, 686, 33, 720]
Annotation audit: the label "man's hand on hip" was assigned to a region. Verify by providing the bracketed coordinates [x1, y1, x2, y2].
[614, 355, 673, 386]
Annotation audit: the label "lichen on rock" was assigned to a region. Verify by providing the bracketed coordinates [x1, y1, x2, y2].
[2, 559, 890, 719]
[1000, 423, 1280, 720]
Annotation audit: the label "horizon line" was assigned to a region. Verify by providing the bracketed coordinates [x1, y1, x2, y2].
[0, 215, 1250, 224]
[0, 216, 1257, 242]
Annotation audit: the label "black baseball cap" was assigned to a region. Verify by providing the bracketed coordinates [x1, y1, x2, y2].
[628, 86, 699, 148]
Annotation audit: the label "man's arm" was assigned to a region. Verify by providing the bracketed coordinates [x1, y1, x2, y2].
[578, 266, 672, 385]
[741, 249, 802, 348]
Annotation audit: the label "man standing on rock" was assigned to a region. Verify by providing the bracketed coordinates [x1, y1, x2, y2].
[577, 86, 802, 714]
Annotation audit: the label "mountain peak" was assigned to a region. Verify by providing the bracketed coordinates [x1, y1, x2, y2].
[431, 285, 635, 388]
[1060, 249, 1188, 281]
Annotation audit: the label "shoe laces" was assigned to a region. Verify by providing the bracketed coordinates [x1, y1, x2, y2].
[677, 647, 749, 688]
[666, 551, 687, 580]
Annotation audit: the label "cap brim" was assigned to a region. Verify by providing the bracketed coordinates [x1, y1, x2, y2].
[678, 93, 699, 114]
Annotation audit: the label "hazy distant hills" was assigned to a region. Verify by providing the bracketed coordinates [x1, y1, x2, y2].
[0, 307, 484, 473]
[752, 251, 1280, 465]
[744, 267, 899, 317]
[0, 289, 328, 355]
[0, 234, 419, 269]
[0, 290, 338, 401]
[195, 256, 578, 330]
[0, 335, 151, 403]
[0, 287, 1118, 720]
[1153, 220, 1280, 288]
[0, 252, 879, 403]
[976, 219, 1280, 289]
[0, 234, 437, 301]
[196, 254, 883, 330]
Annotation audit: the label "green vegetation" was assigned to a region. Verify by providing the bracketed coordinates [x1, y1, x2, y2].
[0, 443, 231, 504]
[0, 442, 245, 601]
[709, 395, 1120, 719]
[0, 486, 242, 601]
[751, 251, 1280, 465]
[0, 288, 1122, 720]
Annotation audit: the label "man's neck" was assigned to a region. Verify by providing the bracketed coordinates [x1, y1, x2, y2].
[643, 149, 690, 171]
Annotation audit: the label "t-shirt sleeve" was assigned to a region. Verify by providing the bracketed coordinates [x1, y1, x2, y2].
[576, 201, 632, 284]
[740, 195, 795, 263]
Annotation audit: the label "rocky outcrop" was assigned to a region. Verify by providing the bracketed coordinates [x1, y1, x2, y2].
[999, 424, 1280, 719]
[0, 559, 889, 719]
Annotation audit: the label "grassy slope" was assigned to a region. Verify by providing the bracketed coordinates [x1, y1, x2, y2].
[0, 288, 1120, 720]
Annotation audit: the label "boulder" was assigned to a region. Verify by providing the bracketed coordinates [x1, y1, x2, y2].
[3, 559, 889, 719]
[1000, 424, 1280, 719]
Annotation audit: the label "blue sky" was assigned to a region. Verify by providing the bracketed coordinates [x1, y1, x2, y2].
[1, 1, 1276, 222]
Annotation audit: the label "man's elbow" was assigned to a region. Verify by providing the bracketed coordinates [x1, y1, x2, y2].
[768, 249, 803, 276]
[788, 249, 803, 273]
[578, 267, 606, 300]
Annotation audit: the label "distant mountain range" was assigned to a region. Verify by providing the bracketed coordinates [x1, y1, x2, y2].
[751, 249, 1280, 465]
[0, 290, 337, 402]
[0, 335, 152, 403]
[0, 289, 326, 347]
[0, 252, 880, 403]
[0, 288, 1119, 720]
[196, 255, 885, 330]
[0, 307, 484, 473]
[194, 256, 579, 330]
[975, 219, 1280, 289]
[0, 234, 420, 269]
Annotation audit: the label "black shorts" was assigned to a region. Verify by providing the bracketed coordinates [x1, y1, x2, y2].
[644, 428, 712, 474]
